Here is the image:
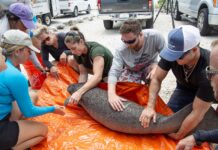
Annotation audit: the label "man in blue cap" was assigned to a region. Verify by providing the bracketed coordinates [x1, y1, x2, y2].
[176, 40, 218, 150]
[139, 25, 216, 140]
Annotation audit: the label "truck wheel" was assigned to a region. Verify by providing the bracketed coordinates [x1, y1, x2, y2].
[72, 7, 78, 17]
[103, 20, 113, 29]
[146, 18, 153, 28]
[42, 14, 51, 26]
[37, 16, 43, 24]
[197, 8, 211, 36]
[86, 5, 91, 14]
[173, 2, 182, 21]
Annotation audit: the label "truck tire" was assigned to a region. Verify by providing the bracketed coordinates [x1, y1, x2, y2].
[197, 8, 211, 36]
[72, 7, 78, 17]
[42, 14, 51, 26]
[146, 18, 153, 28]
[37, 16, 43, 24]
[173, 2, 182, 21]
[103, 20, 113, 29]
[86, 5, 91, 14]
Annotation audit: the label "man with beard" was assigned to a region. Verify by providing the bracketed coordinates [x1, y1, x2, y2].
[107, 19, 165, 111]
[140, 25, 216, 140]
[176, 40, 218, 150]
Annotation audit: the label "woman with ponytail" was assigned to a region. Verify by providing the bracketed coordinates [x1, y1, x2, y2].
[64, 27, 113, 105]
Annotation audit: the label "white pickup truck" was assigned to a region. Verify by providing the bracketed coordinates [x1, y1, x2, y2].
[97, 0, 154, 30]
[1, 0, 91, 26]
[32, 0, 61, 26]
[173, 0, 218, 35]
[59, 0, 91, 17]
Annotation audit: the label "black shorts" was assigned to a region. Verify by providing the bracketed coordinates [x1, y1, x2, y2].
[0, 114, 19, 150]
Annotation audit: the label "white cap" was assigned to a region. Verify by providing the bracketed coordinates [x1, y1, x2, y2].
[1, 29, 40, 53]
[160, 25, 201, 61]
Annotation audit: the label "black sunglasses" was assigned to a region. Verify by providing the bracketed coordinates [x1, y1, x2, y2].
[179, 50, 191, 59]
[205, 66, 218, 80]
[42, 36, 50, 43]
[122, 38, 137, 44]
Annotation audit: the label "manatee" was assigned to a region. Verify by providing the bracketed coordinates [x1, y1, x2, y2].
[65, 83, 218, 134]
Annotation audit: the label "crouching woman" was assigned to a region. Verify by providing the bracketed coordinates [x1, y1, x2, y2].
[0, 30, 65, 150]
[64, 27, 113, 105]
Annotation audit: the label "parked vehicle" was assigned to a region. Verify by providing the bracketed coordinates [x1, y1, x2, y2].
[1, 0, 62, 26]
[59, 0, 91, 17]
[32, 0, 62, 26]
[97, 0, 154, 30]
[173, 0, 218, 35]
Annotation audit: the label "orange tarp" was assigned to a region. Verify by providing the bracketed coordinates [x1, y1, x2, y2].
[31, 64, 211, 150]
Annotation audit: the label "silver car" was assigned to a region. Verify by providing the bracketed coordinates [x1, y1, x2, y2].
[173, 0, 218, 35]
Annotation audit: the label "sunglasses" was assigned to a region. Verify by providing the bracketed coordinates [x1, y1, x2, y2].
[122, 38, 137, 44]
[179, 50, 191, 59]
[205, 66, 218, 80]
[42, 36, 50, 43]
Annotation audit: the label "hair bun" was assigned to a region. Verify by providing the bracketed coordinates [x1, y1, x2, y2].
[70, 26, 79, 32]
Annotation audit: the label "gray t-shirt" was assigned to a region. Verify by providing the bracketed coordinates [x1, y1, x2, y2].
[108, 29, 165, 83]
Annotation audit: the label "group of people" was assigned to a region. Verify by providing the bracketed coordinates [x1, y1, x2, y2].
[0, 2, 114, 149]
[0, 2, 66, 150]
[0, 2, 218, 150]
[108, 21, 218, 149]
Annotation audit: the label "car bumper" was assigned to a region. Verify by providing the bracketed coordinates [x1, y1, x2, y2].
[209, 14, 218, 26]
[99, 12, 153, 21]
[61, 9, 73, 14]
[209, 8, 218, 26]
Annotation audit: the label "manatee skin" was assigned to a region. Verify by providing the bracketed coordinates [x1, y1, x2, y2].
[66, 83, 218, 134]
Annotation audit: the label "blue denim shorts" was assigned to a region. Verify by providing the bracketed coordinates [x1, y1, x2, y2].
[167, 84, 196, 112]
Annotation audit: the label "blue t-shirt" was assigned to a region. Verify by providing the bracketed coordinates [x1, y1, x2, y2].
[0, 59, 55, 120]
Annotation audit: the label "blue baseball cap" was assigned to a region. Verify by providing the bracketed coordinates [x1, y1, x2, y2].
[160, 25, 201, 61]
